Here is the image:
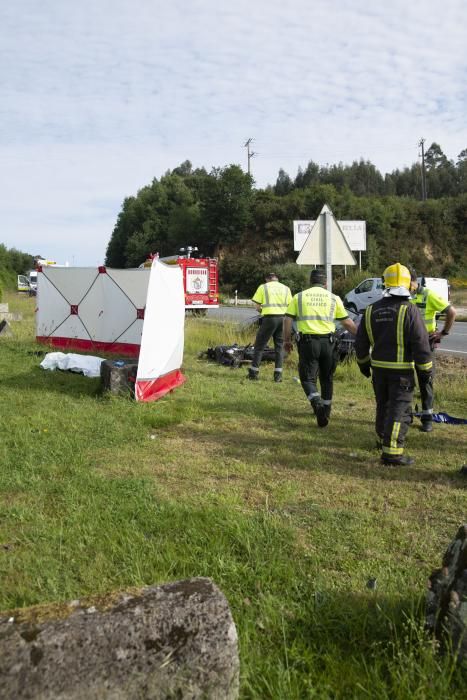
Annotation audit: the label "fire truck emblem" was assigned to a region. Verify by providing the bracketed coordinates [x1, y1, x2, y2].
[192, 276, 202, 291]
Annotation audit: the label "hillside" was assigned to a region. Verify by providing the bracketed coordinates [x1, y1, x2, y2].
[104, 158, 467, 296]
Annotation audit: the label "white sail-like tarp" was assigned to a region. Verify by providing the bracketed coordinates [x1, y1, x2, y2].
[135, 259, 186, 402]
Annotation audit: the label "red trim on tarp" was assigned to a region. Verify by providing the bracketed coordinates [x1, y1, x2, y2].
[136, 308, 145, 319]
[36, 336, 141, 358]
[70, 305, 79, 315]
[135, 369, 186, 402]
[98, 266, 106, 273]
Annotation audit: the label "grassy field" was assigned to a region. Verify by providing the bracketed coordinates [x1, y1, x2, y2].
[1, 292, 466, 698]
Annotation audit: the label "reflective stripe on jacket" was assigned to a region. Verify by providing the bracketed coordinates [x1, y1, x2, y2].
[286, 286, 348, 334]
[355, 297, 433, 372]
[410, 287, 449, 333]
[252, 281, 292, 315]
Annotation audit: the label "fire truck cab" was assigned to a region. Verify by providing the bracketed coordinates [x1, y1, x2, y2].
[142, 247, 219, 313]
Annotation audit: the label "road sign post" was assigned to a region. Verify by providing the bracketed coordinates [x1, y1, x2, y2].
[295, 204, 357, 292]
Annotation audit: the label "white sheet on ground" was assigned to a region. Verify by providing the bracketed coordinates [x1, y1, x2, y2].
[40, 352, 105, 377]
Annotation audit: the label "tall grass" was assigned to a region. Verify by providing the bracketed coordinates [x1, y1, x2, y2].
[1, 293, 466, 698]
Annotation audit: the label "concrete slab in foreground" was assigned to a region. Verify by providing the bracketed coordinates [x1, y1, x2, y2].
[0, 577, 239, 700]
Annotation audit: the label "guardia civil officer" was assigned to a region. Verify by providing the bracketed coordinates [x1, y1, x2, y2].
[409, 270, 457, 432]
[355, 263, 432, 466]
[283, 268, 357, 427]
[249, 273, 292, 382]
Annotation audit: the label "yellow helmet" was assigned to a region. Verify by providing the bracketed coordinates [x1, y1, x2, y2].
[383, 263, 411, 293]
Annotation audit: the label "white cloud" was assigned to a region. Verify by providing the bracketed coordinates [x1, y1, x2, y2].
[0, 0, 466, 264]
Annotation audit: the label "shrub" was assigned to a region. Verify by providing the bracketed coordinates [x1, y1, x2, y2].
[272, 263, 311, 295]
[0, 268, 17, 296]
[332, 268, 374, 299]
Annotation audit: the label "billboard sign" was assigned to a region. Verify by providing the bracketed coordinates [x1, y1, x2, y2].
[294, 219, 366, 252]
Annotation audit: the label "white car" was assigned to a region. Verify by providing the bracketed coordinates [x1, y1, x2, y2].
[343, 277, 384, 313]
[343, 276, 450, 313]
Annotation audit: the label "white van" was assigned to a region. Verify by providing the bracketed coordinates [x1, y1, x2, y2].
[343, 276, 449, 313]
[420, 277, 450, 300]
[17, 270, 38, 295]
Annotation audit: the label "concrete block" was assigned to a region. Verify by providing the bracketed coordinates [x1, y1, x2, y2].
[426, 523, 467, 663]
[100, 359, 138, 396]
[0, 312, 23, 322]
[0, 577, 239, 699]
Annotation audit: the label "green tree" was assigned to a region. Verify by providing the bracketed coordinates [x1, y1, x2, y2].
[347, 160, 385, 196]
[106, 174, 199, 266]
[456, 148, 467, 194]
[294, 160, 320, 189]
[425, 143, 449, 170]
[424, 143, 458, 198]
[274, 169, 293, 196]
[199, 165, 254, 252]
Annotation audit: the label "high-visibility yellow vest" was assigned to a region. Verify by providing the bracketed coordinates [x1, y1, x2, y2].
[286, 286, 347, 334]
[410, 288, 449, 333]
[252, 281, 292, 315]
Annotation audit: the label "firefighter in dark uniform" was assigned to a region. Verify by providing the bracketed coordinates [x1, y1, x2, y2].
[355, 263, 433, 466]
[249, 273, 292, 382]
[283, 268, 357, 427]
[409, 270, 457, 432]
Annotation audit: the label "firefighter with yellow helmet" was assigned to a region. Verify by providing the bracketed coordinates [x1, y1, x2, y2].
[355, 263, 432, 466]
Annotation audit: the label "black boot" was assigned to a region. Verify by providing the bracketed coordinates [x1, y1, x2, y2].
[381, 454, 414, 466]
[310, 399, 331, 428]
[316, 404, 329, 428]
[273, 370, 282, 383]
[248, 368, 259, 380]
[420, 420, 433, 433]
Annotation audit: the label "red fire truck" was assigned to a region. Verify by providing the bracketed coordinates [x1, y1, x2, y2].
[142, 247, 219, 314]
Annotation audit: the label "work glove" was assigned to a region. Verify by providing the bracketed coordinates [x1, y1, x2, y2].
[359, 365, 371, 378]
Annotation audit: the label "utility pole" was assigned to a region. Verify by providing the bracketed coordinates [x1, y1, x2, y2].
[244, 138, 257, 176]
[419, 138, 427, 201]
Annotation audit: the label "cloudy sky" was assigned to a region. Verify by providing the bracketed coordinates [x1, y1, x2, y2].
[1, 0, 466, 265]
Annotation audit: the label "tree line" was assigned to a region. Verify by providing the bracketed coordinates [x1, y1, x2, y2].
[105, 145, 467, 296]
[2, 144, 465, 299]
[0, 245, 34, 300]
[275, 143, 467, 199]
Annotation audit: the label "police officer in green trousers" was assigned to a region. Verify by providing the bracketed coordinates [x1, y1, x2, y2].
[248, 273, 292, 382]
[284, 268, 357, 427]
[409, 269, 456, 433]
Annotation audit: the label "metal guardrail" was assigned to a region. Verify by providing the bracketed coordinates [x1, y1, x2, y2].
[226, 298, 255, 306]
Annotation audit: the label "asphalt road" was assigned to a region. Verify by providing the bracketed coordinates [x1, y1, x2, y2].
[436, 320, 467, 358]
[206, 306, 467, 358]
[206, 305, 257, 324]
